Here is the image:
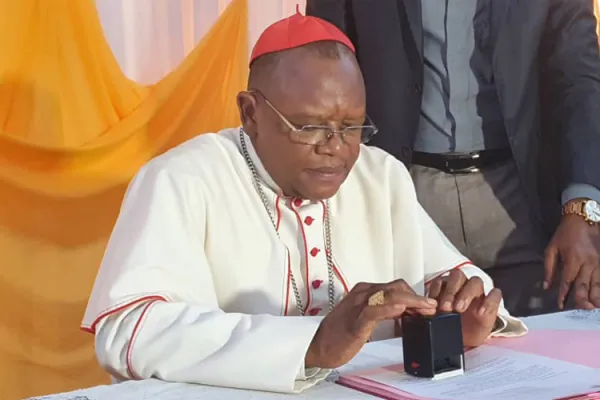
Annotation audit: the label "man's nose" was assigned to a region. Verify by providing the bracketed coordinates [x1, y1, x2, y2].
[316, 132, 346, 155]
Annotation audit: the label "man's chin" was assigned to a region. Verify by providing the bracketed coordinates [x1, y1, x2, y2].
[298, 183, 343, 202]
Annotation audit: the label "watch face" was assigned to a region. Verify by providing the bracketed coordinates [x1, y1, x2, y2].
[584, 201, 600, 223]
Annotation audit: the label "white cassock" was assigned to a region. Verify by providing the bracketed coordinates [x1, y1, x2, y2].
[81, 128, 527, 393]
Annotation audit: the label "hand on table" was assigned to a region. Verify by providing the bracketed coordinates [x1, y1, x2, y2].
[544, 214, 600, 310]
[305, 279, 437, 369]
[427, 269, 502, 347]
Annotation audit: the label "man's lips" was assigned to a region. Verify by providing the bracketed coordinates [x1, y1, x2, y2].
[307, 166, 346, 175]
[305, 167, 346, 181]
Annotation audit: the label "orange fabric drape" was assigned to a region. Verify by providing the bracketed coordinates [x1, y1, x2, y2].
[0, 0, 248, 398]
[596, 0, 600, 42]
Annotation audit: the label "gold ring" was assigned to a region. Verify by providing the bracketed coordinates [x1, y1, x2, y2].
[368, 290, 385, 306]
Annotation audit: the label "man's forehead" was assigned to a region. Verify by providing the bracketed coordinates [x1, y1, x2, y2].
[250, 7, 355, 66]
[266, 54, 366, 120]
[267, 48, 362, 96]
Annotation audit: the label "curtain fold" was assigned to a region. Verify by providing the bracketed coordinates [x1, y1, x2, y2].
[0, 0, 248, 398]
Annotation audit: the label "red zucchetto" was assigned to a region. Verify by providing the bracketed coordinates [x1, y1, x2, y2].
[250, 5, 355, 65]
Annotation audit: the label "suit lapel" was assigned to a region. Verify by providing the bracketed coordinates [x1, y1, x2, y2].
[491, 0, 515, 136]
[490, 0, 511, 51]
[402, 0, 423, 60]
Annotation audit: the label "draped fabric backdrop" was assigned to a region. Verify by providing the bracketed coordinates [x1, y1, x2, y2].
[0, 1, 304, 398]
[0, 1, 595, 399]
[97, 0, 306, 84]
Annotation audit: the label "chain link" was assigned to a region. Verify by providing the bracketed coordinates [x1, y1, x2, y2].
[239, 128, 336, 315]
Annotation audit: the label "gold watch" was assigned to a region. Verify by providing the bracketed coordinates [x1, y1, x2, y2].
[562, 199, 600, 225]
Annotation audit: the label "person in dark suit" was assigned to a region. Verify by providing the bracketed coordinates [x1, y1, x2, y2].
[307, 0, 600, 316]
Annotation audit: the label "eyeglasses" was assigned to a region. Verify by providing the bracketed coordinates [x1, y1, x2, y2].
[251, 90, 378, 146]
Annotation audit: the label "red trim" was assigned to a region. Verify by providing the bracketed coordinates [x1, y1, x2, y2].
[319, 200, 350, 295]
[283, 252, 291, 316]
[80, 295, 169, 334]
[290, 203, 312, 313]
[332, 264, 350, 294]
[275, 195, 282, 231]
[126, 299, 164, 379]
[425, 261, 474, 284]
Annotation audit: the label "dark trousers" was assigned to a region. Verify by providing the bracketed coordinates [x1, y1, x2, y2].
[410, 160, 562, 317]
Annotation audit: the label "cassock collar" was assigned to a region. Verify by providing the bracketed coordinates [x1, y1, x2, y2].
[237, 128, 282, 194]
[236, 127, 336, 215]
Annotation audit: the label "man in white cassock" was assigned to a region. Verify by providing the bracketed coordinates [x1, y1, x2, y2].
[81, 11, 527, 394]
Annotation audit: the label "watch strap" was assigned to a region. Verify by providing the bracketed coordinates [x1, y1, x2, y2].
[562, 200, 586, 218]
[562, 199, 598, 225]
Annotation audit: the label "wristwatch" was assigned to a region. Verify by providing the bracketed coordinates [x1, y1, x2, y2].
[562, 199, 600, 225]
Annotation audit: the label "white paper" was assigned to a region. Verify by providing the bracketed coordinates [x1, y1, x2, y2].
[360, 346, 600, 400]
[341, 338, 404, 374]
[525, 309, 600, 331]
[28, 378, 376, 400]
[31, 311, 600, 400]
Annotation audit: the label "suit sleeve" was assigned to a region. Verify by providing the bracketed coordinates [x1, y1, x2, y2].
[82, 163, 329, 393]
[541, 0, 600, 193]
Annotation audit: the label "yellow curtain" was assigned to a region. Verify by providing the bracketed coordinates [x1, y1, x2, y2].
[0, 0, 248, 398]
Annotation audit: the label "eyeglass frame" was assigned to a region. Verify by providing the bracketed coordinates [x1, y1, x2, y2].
[249, 89, 378, 146]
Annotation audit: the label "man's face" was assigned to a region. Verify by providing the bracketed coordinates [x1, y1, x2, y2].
[238, 48, 366, 200]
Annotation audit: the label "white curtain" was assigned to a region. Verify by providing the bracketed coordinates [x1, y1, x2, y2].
[95, 0, 306, 84]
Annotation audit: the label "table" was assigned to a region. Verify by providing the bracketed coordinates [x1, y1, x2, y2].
[31, 310, 600, 400]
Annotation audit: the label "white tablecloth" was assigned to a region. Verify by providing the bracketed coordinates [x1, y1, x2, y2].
[30, 310, 600, 400]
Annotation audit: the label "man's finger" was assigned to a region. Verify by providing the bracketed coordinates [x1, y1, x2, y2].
[437, 269, 466, 312]
[590, 267, 600, 307]
[454, 277, 485, 312]
[427, 277, 444, 299]
[349, 279, 411, 307]
[383, 290, 437, 310]
[348, 283, 384, 307]
[361, 294, 440, 324]
[359, 303, 407, 324]
[544, 245, 559, 290]
[477, 288, 503, 320]
[573, 264, 595, 309]
[404, 307, 438, 316]
[558, 255, 580, 309]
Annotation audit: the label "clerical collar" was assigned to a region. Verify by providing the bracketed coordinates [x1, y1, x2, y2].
[237, 128, 282, 194]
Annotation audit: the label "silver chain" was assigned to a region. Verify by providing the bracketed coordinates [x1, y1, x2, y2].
[239, 128, 336, 316]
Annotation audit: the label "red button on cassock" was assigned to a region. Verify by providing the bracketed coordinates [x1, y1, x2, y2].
[312, 280, 323, 289]
[293, 198, 303, 207]
[308, 308, 321, 316]
[310, 248, 320, 257]
[304, 216, 314, 226]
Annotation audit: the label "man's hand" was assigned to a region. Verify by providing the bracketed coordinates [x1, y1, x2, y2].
[544, 214, 600, 310]
[305, 279, 437, 369]
[427, 269, 502, 348]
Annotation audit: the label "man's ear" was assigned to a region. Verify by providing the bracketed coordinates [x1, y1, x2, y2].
[237, 91, 259, 139]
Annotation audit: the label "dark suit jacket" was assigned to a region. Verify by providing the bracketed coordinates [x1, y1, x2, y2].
[307, 0, 600, 236]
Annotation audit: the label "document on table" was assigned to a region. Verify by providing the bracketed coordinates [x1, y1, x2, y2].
[525, 309, 600, 331]
[340, 337, 405, 374]
[29, 378, 375, 400]
[341, 346, 600, 400]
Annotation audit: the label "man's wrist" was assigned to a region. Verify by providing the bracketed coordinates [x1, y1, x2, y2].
[305, 341, 320, 369]
[561, 199, 600, 228]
